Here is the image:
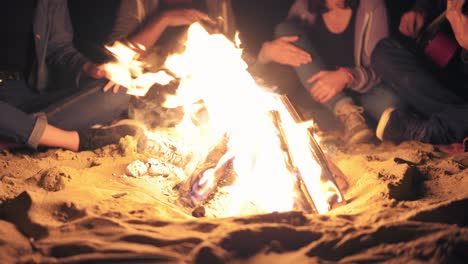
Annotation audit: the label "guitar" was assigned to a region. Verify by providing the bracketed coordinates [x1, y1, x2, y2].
[416, 3, 468, 68]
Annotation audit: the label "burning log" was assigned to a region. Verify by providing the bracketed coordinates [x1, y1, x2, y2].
[129, 81, 184, 130]
[279, 95, 346, 210]
[270, 110, 317, 214]
[176, 136, 237, 209]
[106, 22, 346, 217]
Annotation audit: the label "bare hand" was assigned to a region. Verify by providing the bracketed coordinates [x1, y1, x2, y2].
[399, 10, 425, 38]
[82, 63, 122, 93]
[102, 80, 121, 94]
[258, 36, 312, 66]
[82, 63, 110, 79]
[446, 0, 468, 49]
[161, 9, 215, 27]
[307, 70, 350, 103]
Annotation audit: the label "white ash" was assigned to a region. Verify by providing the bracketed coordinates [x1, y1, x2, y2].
[145, 133, 193, 168]
[148, 158, 182, 179]
[125, 158, 187, 182]
[125, 160, 148, 177]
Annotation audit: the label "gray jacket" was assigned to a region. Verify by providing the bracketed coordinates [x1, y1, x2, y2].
[31, 0, 89, 92]
[289, 0, 389, 93]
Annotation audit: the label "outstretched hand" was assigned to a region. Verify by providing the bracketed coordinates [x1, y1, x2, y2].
[446, 0, 468, 49]
[399, 10, 425, 38]
[82, 63, 122, 93]
[258, 36, 312, 66]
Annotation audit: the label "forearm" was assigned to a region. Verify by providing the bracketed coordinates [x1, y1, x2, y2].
[446, 13, 468, 50]
[127, 16, 169, 53]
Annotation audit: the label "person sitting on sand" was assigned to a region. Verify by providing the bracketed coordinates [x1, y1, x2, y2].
[396, 0, 468, 99]
[105, 0, 214, 71]
[0, 0, 144, 151]
[373, 0, 468, 147]
[258, 0, 401, 144]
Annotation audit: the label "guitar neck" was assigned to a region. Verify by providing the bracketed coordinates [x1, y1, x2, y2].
[417, 11, 446, 42]
[416, 3, 468, 43]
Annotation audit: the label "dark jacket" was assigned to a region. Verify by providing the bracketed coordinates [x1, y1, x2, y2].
[31, 0, 89, 92]
[412, 0, 468, 67]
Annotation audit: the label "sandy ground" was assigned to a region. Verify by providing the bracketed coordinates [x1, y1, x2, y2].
[0, 131, 467, 263]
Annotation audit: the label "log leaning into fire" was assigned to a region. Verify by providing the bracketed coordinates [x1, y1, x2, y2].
[279, 95, 346, 210]
[270, 110, 318, 214]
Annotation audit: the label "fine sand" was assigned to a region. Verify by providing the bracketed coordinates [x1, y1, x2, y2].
[1, 132, 467, 263]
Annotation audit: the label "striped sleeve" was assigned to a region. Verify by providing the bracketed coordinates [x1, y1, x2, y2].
[347, 66, 381, 93]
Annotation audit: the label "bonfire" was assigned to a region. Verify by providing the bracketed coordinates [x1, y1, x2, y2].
[0, 23, 467, 264]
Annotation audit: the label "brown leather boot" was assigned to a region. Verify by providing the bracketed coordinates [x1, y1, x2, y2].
[334, 100, 373, 144]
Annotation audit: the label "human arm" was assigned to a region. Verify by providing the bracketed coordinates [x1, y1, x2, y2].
[306, 66, 380, 103]
[351, 0, 386, 92]
[399, 0, 430, 38]
[45, 0, 90, 86]
[399, 0, 450, 38]
[399, 9, 426, 38]
[257, 36, 312, 66]
[446, 0, 468, 50]
[126, 8, 213, 55]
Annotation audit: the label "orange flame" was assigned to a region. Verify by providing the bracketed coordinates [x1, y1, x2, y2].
[106, 23, 342, 216]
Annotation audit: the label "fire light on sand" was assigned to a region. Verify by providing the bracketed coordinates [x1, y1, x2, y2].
[104, 23, 343, 217]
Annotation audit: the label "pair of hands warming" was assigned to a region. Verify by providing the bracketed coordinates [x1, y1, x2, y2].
[400, 0, 467, 49]
[81, 9, 215, 94]
[258, 36, 352, 103]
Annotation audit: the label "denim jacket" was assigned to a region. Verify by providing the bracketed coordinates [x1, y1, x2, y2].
[30, 0, 89, 92]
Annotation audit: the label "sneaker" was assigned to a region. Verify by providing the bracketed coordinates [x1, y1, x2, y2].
[78, 120, 146, 151]
[335, 102, 374, 144]
[376, 108, 427, 143]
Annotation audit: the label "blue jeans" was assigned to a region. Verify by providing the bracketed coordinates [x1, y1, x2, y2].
[0, 78, 131, 148]
[274, 21, 400, 121]
[372, 38, 468, 144]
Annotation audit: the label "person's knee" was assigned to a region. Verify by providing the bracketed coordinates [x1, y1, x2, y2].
[274, 21, 305, 38]
[371, 38, 401, 74]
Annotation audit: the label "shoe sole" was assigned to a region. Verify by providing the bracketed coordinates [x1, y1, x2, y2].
[110, 119, 147, 131]
[376, 107, 395, 141]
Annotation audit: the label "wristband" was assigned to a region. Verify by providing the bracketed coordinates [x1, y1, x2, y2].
[337, 67, 355, 86]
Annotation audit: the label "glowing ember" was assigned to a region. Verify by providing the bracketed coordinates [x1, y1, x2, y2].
[105, 23, 343, 217]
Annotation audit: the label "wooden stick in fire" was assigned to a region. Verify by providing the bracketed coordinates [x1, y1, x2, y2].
[270, 110, 319, 214]
[279, 95, 346, 207]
